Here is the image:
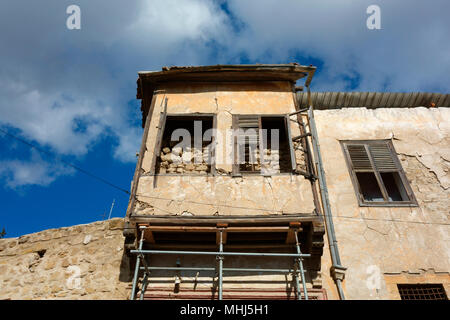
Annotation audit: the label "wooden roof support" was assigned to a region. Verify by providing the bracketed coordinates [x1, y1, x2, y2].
[145, 225, 291, 233]
[129, 214, 321, 226]
[216, 223, 228, 245]
[286, 222, 302, 244]
[138, 223, 155, 244]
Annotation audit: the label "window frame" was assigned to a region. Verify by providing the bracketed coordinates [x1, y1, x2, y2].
[341, 139, 418, 207]
[397, 283, 448, 300]
[232, 114, 296, 176]
[153, 113, 217, 176]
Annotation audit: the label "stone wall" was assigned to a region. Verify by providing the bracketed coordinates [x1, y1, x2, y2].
[157, 146, 211, 174]
[0, 219, 132, 300]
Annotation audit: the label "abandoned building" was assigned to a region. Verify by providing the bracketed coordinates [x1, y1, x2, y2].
[122, 64, 450, 300]
[0, 63, 448, 300]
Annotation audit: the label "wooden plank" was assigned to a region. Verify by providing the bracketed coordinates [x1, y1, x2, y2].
[137, 223, 155, 243]
[286, 222, 302, 244]
[146, 225, 291, 233]
[130, 215, 321, 226]
[227, 227, 291, 233]
[216, 223, 228, 245]
[148, 226, 217, 232]
[151, 98, 168, 175]
[210, 114, 217, 175]
[232, 115, 240, 176]
[285, 114, 297, 172]
[145, 229, 155, 244]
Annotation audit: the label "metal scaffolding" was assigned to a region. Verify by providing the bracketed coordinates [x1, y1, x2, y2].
[130, 226, 310, 300]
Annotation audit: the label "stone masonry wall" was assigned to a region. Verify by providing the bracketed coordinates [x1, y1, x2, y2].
[0, 219, 132, 300]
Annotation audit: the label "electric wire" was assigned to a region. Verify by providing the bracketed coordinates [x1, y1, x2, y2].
[0, 127, 130, 195]
[1, 127, 449, 227]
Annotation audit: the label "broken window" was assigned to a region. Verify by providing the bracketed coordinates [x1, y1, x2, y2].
[232, 115, 295, 175]
[397, 284, 448, 300]
[341, 140, 417, 206]
[155, 115, 215, 174]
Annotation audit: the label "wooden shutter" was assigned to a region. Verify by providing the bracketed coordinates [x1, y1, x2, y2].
[342, 140, 417, 205]
[151, 97, 168, 174]
[236, 116, 260, 173]
[284, 115, 297, 172]
[347, 144, 372, 171]
[368, 143, 398, 171]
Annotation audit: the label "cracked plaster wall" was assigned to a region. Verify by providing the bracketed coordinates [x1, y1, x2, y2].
[314, 107, 450, 300]
[134, 82, 314, 217]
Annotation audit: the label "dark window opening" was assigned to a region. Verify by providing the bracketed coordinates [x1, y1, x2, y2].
[380, 172, 408, 201]
[261, 117, 292, 173]
[342, 140, 417, 206]
[355, 172, 384, 202]
[397, 284, 448, 300]
[156, 116, 214, 174]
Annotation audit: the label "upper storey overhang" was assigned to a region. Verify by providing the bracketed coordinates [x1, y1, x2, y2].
[136, 63, 316, 127]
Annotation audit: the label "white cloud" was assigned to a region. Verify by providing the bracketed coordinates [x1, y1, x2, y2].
[0, 0, 448, 188]
[224, 0, 450, 91]
[0, 151, 74, 189]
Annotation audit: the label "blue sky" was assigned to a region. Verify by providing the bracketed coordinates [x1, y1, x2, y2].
[0, 0, 449, 237]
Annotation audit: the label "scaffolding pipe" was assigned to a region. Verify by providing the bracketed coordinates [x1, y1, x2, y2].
[131, 250, 310, 258]
[139, 273, 149, 300]
[294, 231, 308, 300]
[218, 230, 224, 300]
[306, 86, 346, 300]
[140, 266, 297, 273]
[294, 260, 301, 300]
[130, 227, 146, 300]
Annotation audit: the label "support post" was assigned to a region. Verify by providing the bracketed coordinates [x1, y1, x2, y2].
[139, 273, 149, 300]
[217, 229, 224, 300]
[294, 231, 308, 300]
[130, 226, 146, 300]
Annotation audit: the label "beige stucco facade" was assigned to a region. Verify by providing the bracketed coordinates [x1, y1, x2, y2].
[315, 107, 450, 299]
[133, 81, 314, 217]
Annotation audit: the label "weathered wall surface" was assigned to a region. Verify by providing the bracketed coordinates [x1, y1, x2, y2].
[0, 219, 132, 300]
[315, 107, 450, 299]
[134, 82, 315, 217]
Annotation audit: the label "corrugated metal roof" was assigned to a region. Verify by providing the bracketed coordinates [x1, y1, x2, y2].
[297, 92, 450, 109]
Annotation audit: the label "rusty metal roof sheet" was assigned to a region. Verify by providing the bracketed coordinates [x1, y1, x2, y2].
[297, 92, 450, 109]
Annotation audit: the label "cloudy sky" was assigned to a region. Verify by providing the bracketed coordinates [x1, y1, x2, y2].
[0, 0, 449, 236]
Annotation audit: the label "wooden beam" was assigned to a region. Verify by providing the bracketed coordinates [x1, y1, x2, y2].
[286, 222, 302, 244]
[130, 214, 320, 226]
[146, 225, 291, 233]
[148, 226, 217, 232]
[227, 227, 290, 233]
[216, 223, 228, 245]
[138, 223, 155, 244]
